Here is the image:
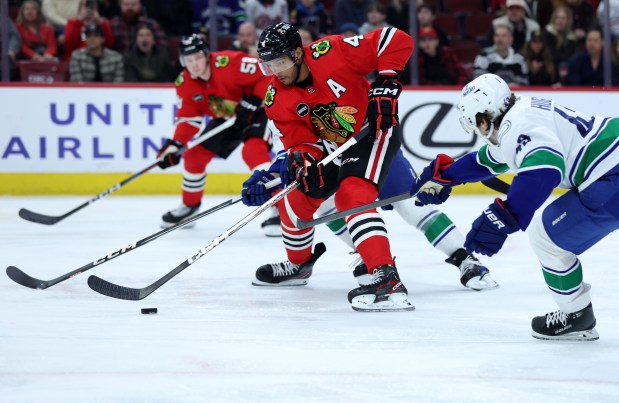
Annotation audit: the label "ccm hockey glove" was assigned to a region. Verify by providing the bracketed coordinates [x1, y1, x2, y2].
[157, 139, 183, 169]
[241, 170, 277, 206]
[366, 76, 402, 140]
[410, 154, 459, 206]
[234, 95, 262, 127]
[288, 151, 324, 193]
[465, 198, 520, 257]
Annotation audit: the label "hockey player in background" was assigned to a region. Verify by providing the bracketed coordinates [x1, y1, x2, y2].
[157, 34, 278, 233]
[411, 73, 619, 341]
[249, 22, 416, 312]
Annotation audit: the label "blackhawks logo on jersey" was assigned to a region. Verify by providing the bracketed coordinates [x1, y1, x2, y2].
[207, 94, 237, 118]
[311, 40, 332, 59]
[215, 55, 230, 68]
[264, 85, 276, 107]
[310, 102, 358, 143]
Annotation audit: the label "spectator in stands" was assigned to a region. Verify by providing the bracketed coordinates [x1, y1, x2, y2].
[486, 0, 539, 52]
[417, 3, 448, 47]
[0, 16, 22, 80]
[565, 0, 598, 44]
[42, 0, 81, 31]
[475, 23, 529, 86]
[141, 0, 192, 36]
[16, 0, 58, 61]
[334, 0, 375, 35]
[417, 26, 467, 86]
[244, 0, 289, 34]
[70, 23, 123, 82]
[521, 29, 556, 85]
[123, 23, 172, 82]
[229, 21, 259, 57]
[110, 0, 167, 54]
[597, 0, 619, 40]
[543, 5, 578, 85]
[96, 0, 120, 19]
[298, 27, 317, 45]
[64, 0, 115, 61]
[191, 0, 247, 36]
[290, 0, 333, 37]
[338, 22, 359, 39]
[566, 28, 619, 86]
[386, 0, 409, 33]
[359, 2, 390, 35]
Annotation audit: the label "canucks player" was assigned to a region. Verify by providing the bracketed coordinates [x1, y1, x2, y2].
[412, 73, 619, 341]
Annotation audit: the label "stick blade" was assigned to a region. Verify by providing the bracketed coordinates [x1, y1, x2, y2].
[6, 266, 48, 289]
[18, 208, 62, 225]
[87, 275, 144, 300]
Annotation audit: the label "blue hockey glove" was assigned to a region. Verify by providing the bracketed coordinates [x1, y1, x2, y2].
[465, 198, 520, 257]
[241, 170, 276, 206]
[366, 76, 402, 140]
[288, 151, 324, 192]
[157, 139, 183, 169]
[410, 154, 458, 206]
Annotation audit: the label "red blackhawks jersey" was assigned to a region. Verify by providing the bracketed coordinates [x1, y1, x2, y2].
[173, 51, 271, 144]
[265, 27, 414, 152]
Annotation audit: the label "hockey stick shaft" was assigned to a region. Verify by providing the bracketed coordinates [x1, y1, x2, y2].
[87, 130, 366, 300]
[18, 118, 237, 225]
[296, 177, 511, 229]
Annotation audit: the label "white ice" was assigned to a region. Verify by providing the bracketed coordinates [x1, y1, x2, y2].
[1, 195, 618, 403]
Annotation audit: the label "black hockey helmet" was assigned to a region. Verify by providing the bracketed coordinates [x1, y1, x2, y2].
[179, 34, 209, 66]
[257, 22, 302, 63]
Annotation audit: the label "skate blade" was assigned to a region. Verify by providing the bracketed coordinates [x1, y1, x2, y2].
[262, 226, 282, 237]
[351, 294, 415, 312]
[465, 274, 500, 291]
[531, 328, 600, 341]
[251, 279, 308, 287]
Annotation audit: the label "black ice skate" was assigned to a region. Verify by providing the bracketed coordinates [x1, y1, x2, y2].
[445, 248, 499, 291]
[160, 203, 201, 229]
[531, 303, 599, 341]
[347, 265, 414, 312]
[349, 252, 372, 286]
[261, 206, 282, 237]
[252, 243, 326, 286]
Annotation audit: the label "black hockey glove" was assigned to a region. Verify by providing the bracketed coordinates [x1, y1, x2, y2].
[157, 139, 183, 169]
[288, 151, 324, 193]
[366, 76, 402, 140]
[234, 95, 262, 127]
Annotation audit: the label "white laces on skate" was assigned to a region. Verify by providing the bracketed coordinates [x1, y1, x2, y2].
[546, 310, 568, 327]
[271, 261, 299, 277]
[460, 255, 483, 274]
[367, 268, 386, 285]
[170, 204, 194, 217]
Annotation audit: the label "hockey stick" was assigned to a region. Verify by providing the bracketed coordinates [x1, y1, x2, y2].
[87, 128, 368, 300]
[18, 117, 237, 225]
[8, 195, 245, 290]
[296, 177, 512, 229]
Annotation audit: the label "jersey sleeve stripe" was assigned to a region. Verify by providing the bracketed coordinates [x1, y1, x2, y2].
[519, 149, 566, 180]
[176, 116, 204, 129]
[477, 144, 509, 174]
[571, 117, 619, 187]
[377, 27, 396, 57]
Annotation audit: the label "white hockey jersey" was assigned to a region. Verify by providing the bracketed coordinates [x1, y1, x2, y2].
[476, 95, 619, 191]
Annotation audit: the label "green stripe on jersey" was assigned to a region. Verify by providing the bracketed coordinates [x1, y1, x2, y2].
[477, 145, 509, 174]
[572, 118, 619, 186]
[519, 149, 565, 180]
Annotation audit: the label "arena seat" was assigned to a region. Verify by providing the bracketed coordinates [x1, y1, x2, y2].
[17, 60, 69, 83]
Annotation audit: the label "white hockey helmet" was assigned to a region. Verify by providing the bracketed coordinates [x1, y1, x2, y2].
[457, 74, 511, 145]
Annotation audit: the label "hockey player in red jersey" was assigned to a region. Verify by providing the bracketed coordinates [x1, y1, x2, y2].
[252, 22, 414, 311]
[157, 34, 274, 230]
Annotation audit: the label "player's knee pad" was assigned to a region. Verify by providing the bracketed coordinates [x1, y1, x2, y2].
[335, 176, 378, 211]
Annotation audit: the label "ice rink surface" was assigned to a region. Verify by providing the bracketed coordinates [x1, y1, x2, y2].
[1, 194, 618, 403]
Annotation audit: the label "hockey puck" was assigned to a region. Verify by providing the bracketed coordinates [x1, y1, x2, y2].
[141, 308, 157, 314]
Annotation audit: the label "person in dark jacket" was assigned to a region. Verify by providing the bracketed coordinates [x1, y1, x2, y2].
[123, 23, 172, 82]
